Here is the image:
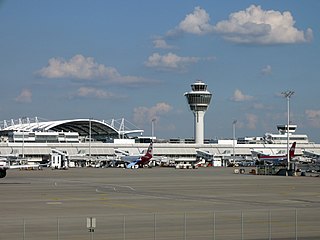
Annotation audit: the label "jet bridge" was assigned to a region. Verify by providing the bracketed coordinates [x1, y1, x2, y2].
[50, 149, 69, 170]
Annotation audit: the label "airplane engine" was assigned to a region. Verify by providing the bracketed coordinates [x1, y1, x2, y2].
[133, 164, 139, 169]
[0, 169, 7, 178]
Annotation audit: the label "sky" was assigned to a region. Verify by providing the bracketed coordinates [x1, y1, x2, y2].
[0, 0, 320, 141]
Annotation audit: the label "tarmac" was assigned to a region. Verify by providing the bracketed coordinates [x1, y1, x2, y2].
[1, 167, 320, 239]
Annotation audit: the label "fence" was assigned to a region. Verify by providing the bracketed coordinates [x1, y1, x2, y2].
[1, 209, 320, 240]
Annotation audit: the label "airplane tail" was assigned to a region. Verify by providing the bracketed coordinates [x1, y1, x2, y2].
[144, 141, 153, 158]
[137, 141, 153, 165]
[289, 142, 296, 159]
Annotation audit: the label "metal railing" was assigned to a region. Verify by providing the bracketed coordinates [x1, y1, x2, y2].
[1, 208, 319, 240]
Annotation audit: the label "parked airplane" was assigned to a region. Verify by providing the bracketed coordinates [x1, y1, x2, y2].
[0, 158, 40, 178]
[0, 153, 19, 160]
[116, 141, 153, 168]
[302, 149, 320, 162]
[252, 142, 296, 165]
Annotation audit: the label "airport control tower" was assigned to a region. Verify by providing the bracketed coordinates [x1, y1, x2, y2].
[184, 80, 212, 144]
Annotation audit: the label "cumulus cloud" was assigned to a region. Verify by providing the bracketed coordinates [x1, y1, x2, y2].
[37, 54, 113, 79]
[15, 89, 32, 103]
[306, 110, 320, 119]
[252, 103, 272, 110]
[231, 89, 253, 102]
[261, 65, 272, 75]
[152, 38, 175, 49]
[214, 5, 313, 44]
[72, 87, 120, 99]
[246, 113, 258, 129]
[167, 6, 214, 37]
[145, 52, 201, 71]
[305, 109, 320, 128]
[37, 54, 151, 85]
[133, 102, 173, 125]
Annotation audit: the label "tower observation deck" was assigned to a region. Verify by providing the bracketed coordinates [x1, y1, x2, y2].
[184, 80, 212, 144]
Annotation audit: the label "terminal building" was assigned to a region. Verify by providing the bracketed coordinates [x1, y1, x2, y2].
[0, 118, 137, 143]
[0, 81, 319, 166]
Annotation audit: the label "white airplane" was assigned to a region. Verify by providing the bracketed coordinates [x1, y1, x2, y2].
[251, 142, 296, 165]
[0, 150, 19, 160]
[302, 149, 320, 162]
[0, 158, 40, 178]
[115, 141, 153, 169]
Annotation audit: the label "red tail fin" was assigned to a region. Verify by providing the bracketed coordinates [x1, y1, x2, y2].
[144, 141, 153, 158]
[140, 141, 153, 163]
[289, 142, 296, 159]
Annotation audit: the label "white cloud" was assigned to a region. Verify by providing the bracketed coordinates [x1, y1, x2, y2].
[214, 5, 313, 44]
[253, 103, 265, 110]
[252, 103, 272, 110]
[305, 109, 320, 128]
[37, 54, 113, 79]
[261, 65, 272, 75]
[152, 38, 175, 49]
[133, 102, 173, 125]
[231, 89, 253, 102]
[37, 54, 151, 85]
[167, 6, 214, 37]
[15, 89, 32, 103]
[246, 113, 258, 129]
[306, 110, 320, 119]
[145, 52, 199, 71]
[73, 87, 119, 99]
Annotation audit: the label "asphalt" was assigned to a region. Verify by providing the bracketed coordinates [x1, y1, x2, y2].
[1, 167, 320, 239]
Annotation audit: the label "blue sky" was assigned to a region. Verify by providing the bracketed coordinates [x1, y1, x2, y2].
[1, 1, 319, 141]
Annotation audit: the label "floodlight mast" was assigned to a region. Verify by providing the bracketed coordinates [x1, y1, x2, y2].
[232, 120, 237, 162]
[281, 91, 294, 172]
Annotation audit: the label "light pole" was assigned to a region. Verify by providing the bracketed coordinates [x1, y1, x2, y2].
[21, 117, 27, 159]
[151, 118, 156, 139]
[232, 120, 237, 162]
[89, 118, 92, 161]
[22, 130, 25, 159]
[281, 91, 294, 172]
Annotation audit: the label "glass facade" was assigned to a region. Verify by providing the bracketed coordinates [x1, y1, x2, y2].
[191, 83, 207, 91]
[186, 93, 212, 105]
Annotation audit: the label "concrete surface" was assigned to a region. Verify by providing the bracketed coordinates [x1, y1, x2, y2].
[1, 167, 319, 239]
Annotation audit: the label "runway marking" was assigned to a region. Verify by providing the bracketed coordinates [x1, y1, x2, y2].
[46, 178, 320, 208]
[96, 184, 135, 193]
[49, 179, 136, 192]
[0, 182, 31, 185]
[46, 202, 62, 205]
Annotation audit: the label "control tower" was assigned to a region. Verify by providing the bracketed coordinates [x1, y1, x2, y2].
[184, 80, 212, 144]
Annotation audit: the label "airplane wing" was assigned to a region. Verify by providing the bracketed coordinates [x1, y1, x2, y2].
[251, 149, 268, 159]
[0, 163, 41, 178]
[7, 164, 40, 170]
[114, 149, 130, 156]
[126, 160, 140, 169]
[196, 149, 214, 158]
[302, 149, 320, 159]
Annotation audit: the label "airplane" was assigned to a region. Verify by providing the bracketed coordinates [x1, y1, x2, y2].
[302, 149, 320, 163]
[0, 149, 20, 160]
[116, 141, 153, 169]
[251, 142, 296, 165]
[0, 158, 41, 178]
